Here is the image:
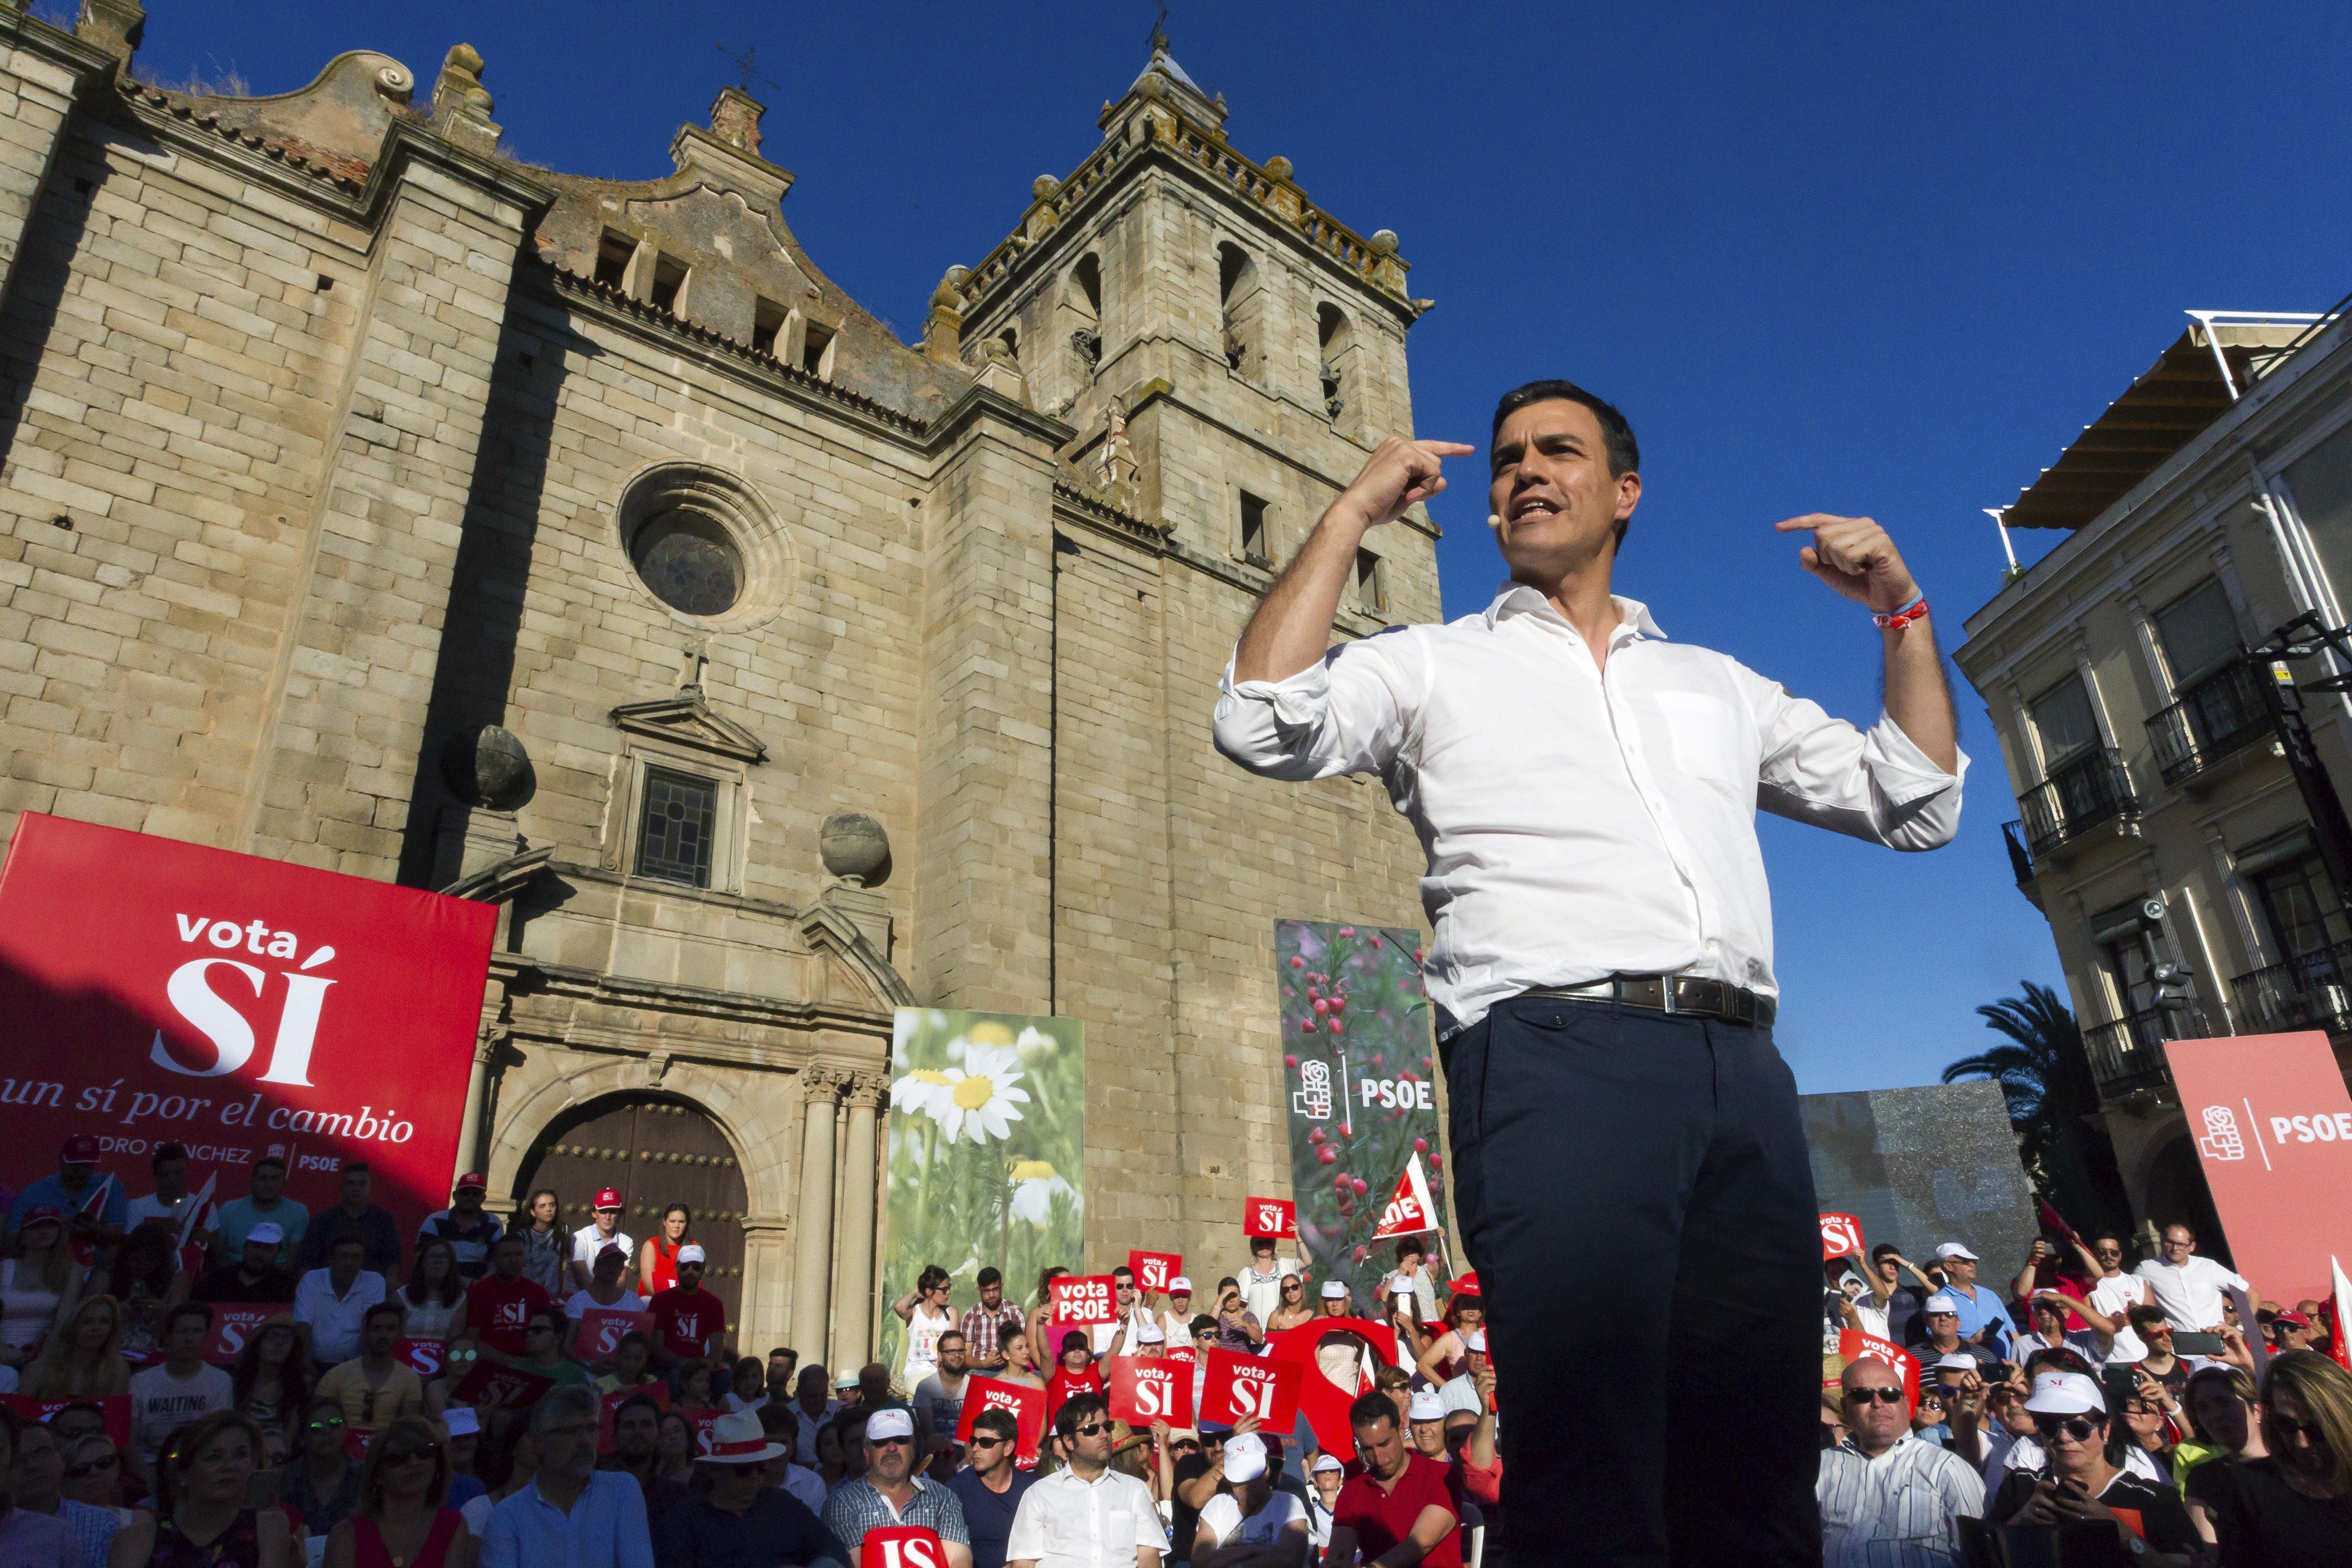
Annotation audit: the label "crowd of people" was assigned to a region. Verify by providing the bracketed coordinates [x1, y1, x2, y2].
[0, 1132, 2346, 1566]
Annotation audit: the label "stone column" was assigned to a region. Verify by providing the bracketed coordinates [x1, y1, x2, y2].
[832, 1074, 886, 1370]
[453, 1024, 502, 1181]
[789, 1069, 843, 1365]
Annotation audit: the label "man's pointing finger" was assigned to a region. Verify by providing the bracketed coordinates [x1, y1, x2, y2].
[1413, 441, 1477, 457]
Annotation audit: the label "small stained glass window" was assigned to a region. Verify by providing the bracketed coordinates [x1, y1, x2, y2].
[637, 768, 717, 887]
[630, 510, 741, 617]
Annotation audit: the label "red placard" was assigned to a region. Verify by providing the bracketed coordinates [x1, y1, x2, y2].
[0, 1394, 131, 1449]
[1268, 1317, 1398, 1456]
[1105, 1355, 1193, 1427]
[1197, 1348, 1304, 1431]
[598, 1384, 671, 1455]
[1819, 1213, 1865, 1261]
[393, 1337, 445, 1378]
[2160, 1032, 2352, 1303]
[203, 1303, 279, 1364]
[681, 1405, 726, 1451]
[1243, 1197, 1297, 1239]
[0, 815, 495, 1243]
[862, 1527, 950, 1568]
[1164, 1346, 1197, 1374]
[1050, 1274, 1117, 1326]
[1127, 1250, 1182, 1296]
[575, 1308, 653, 1361]
[1837, 1329, 1922, 1412]
[954, 1375, 1046, 1461]
[449, 1360, 556, 1412]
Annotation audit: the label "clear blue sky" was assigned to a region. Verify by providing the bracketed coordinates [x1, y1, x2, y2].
[131, 1, 2352, 1093]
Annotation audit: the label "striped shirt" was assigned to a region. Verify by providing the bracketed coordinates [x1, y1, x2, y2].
[962, 1300, 1026, 1366]
[1816, 1435, 1985, 1568]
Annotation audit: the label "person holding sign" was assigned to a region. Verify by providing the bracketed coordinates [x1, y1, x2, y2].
[820, 1407, 972, 1568]
[1192, 1432, 1308, 1568]
[1215, 390, 1966, 1562]
[1044, 1334, 1102, 1429]
[1004, 1391, 1162, 1568]
[946, 1409, 1035, 1568]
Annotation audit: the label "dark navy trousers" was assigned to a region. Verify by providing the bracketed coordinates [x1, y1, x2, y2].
[1444, 994, 1823, 1567]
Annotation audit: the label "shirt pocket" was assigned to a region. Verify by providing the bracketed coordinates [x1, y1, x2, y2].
[1650, 690, 1752, 801]
[1107, 1509, 1137, 1551]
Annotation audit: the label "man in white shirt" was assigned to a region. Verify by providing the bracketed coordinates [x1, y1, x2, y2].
[1006, 1391, 1164, 1568]
[1234, 1242, 1298, 1330]
[1193, 1432, 1308, 1568]
[2134, 1224, 2249, 1331]
[2070, 1233, 2152, 1363]
[1213, 386, 1963, 1564]
[1093, 1268, 1158, 1357]
[569, 1188, 635, 1292]
[293, 1235, 388, 1365]
[1817, 1356, 1984, 1567]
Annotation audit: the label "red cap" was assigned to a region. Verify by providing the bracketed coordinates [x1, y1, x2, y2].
[2277, 1310, 2314, 1329]
[453, 1172, 487, 1192]
[594, 1188, 623, 1210]
[60, 1134, 98, 1163]
[19, 1204, 62, 1226]
[1450, 1271, 1480, 1298]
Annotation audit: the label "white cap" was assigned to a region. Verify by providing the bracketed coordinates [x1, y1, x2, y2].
[1136, 1323, 1166, 1344]
[246, 1222, 284, 1246]
[1311, 1452, 1343, 1475]
[865, 1407, 916, 1441]
[1167, 1277, 1193, 1295]
[1465, 1329, 1487, 1353]
[1319, 1281, 1348, 1300]
[677, 1243, 707, 1264]
[441, 1407, 480, 1437]
[1935, 1242, 1979, 1262]
[1223, 1433, 1267, 1482]
[1934, 1353, 1979, 1373]
[1407, 1390, 1446, 1422]
[1923, 1294, 1962, 1315]
[2023, 1371, 2107, 1416]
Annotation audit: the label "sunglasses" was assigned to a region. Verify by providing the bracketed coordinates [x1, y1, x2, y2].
[873, 1435, 914, 1448]
[1171, 1441, 1201, 1454]
[2033, 1414, 2100, 1443]
[968, 1435, 1007, 1450]
[306, 1419, 346, 1432]
[67, 1457, 119, 1478]
[1072, 1421, 1107, 1438]
[1843, 1387, 1905, 1407]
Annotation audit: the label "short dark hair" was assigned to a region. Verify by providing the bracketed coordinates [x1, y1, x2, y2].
[617, 1331, 653, 1355]
[1348, 1390, 1399, 1433]
[937, 1332, 966, 1350]
[615, 1392, 664, 1426]
[2127, 1304, 2170, 1332]
[343, 1161, 369, 1176]
[1870, 1243, 1903, 1262]
[1054, 1390, 1109, 1438]
[165, 1301, 214, 1335]
[972, 1408, 1018, 1444]
[332, 1237, 367, 1257]
[151, 1143, 188, 1170]
[253, 1156, 286, 1175]
[976, 1267, 1003, 1290]
[1491, 379, 1639, 476]
[1395, 1238, 1425, 1261]
[1190, 1314, 1217, 1337]
[362, 1302, 405, 1328]
[1112, 1266, 1134, 1283]
[769, 1346, 796, 1362]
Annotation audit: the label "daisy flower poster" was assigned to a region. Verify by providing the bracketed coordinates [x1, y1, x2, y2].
[878, 1009, 1085, 1382]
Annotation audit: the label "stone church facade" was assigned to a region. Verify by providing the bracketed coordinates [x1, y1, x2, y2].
[0, 2, 1439, 1366]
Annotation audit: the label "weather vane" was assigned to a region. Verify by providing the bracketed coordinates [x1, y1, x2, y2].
[716, 43, 780, 96]
[1150, 2, 1169, 54]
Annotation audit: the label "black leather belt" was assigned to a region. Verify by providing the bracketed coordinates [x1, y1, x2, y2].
[1520, 974, 1776, 1028]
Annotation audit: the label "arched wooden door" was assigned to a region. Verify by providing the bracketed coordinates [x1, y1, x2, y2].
[514, 1096, 751, 1348]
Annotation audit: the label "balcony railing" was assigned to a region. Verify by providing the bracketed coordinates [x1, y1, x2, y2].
[2082, 1003, 2207, 1095]
[2017, 747, 2138, 860]
[2145, 661, 2272, 785]
[2231, 939, 2352, 1034]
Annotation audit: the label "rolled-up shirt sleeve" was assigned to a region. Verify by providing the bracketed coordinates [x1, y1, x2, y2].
[1740, 666, 1968, 851]
[1212, 629, 1426, 782]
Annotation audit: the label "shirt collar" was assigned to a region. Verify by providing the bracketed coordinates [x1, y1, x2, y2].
[1483, 583, 1666, 643]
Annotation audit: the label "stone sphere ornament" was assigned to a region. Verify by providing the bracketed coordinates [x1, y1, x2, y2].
[440, 724, 536, 811]
[819, 811, 891, 887]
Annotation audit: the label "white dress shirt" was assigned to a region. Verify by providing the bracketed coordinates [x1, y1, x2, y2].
[293, 1266, 387, 1365]
[1213, 588, 1967, 1033]
[1816, 1435, 1985, 1568]
[2086, 1274, 2150, 1362]
[1005, 1465, 1164, 1568]
[2133, 1255, 2249, 1330]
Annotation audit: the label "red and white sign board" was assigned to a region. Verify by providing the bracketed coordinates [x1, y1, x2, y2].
[1243, 1197, 1296, 1239]
[863, 1528, 949, 1568]
[1820, 1213, 1865, 1261]
[1050, 1274, 1118, 1326]
[1370, 1152, 1438, 1241]
[0, 815, 495, 1244]
[1198, 1348, 1304, 1431]
[1268, 1317, 1398, 1455]
[1105, 1355, 1193, 1427]
[394, 1338, 445, 1378]
[450, 1360, 555, 1411]
[2161, 1032, 2352, 1303]
[0, 1394, 130, 1449]
[954, 1376, 1046, 1462]
[1127, 1250, 1181, 1295]
[203, 1303, 280, 1364]
[1837, 1329, 1922, 1413]
[576, 1309, 653, 1360]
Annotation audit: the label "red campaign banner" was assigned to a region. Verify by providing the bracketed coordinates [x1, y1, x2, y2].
[1267, 1317, 1397, 1456]
[0, 815, 495, 1244]
[449, 1360, 556, 1412]
[1050, 1274, 1118, 1326]
[1243, 1197, 1297, 1239]
[1820, 1213, 1866, 1261]
[203, 1304, 279, 1364]
[2161, 1032, 2352, 1303]
[1837, 1329, 1922, 1413]
[954, 1375, 1046, 1460]
[343, 1428, 375, 1462]
[1163, 1346, 1197, 1374]
[1127, 1250, 1181, 1295]
[598, 1384, 671, 1455]
[1197, 1348, 1304, 1432]
[681, 1405, 726, 1452]
[862, 1528, 950, 1568]
[1369, 1153, 1438, 1241]
[575, 1309, 653, 1360]
[1105, 1355, 1193, 1427]
[393, 1338, 445, 1378]
[0, 1394, 130, 1449]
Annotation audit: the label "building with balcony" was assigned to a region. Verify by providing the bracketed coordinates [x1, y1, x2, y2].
[1954, 308, 2352, 1246]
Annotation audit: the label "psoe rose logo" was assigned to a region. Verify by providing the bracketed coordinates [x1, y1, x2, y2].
[2197, 1104, 2246, 1162]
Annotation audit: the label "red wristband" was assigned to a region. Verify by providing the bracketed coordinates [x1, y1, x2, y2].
[1874, 597, 1928, 630]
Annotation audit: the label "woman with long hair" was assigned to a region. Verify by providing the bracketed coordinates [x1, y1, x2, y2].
[229, 1317, 314, 1438]
[2216, 1350, 2352, 1558]
[514, 1189, 567, 1298]
[322, 1415, 473, 1568]
[105, 1409, 292, 1568]
[22, 1294, 129, 1396]
[93, 1225, 183, 1365]
[2, 1205, 86, 1366]
[1265, 1273, 1315, 1334]
[637, 1205, 691, 1298]
[398, 1240, 468, 1346]
[997, 1329, 1046, 1389]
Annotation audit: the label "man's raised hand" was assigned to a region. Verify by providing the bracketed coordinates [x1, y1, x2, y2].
[1335, 436, 1476, 530]
[1774, 513, 1921, 615]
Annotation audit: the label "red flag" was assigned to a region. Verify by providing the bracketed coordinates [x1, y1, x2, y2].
[1370, 1153, 1438, 1241]
[2331, 1256, 2352, 1372]
[954, 1376, 1046, 1461]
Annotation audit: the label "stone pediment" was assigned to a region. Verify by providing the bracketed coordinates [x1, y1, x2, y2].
[611, 687, 767, 763]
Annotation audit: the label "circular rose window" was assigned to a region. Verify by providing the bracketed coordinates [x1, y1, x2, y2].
[629, 509, 742, 617]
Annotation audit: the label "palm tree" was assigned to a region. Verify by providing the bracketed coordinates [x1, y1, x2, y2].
[1944, 981, 2130, 1237]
